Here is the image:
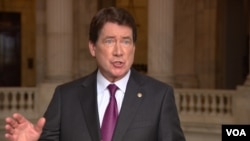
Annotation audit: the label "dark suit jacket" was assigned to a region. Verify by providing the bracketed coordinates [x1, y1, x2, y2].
[39, 68, 186, 141]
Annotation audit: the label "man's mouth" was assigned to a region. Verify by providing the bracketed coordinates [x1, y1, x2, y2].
[112, 61, 124, 67]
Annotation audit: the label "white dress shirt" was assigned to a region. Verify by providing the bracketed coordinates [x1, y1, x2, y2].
[97, 69, 130, 126]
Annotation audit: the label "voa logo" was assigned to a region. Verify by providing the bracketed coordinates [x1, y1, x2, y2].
[226, 129, 246, 136]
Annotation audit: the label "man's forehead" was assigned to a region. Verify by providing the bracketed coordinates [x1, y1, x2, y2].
[100, 23, 132, 36]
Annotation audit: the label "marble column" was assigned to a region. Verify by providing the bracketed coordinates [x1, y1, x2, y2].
[173, 0, 198, 88]
[37, 0, 73, 116]
[45, 0, 73, 82]
[147, 0, 174, 85]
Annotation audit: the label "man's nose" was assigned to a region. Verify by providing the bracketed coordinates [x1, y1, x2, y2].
[113, 43, 123, 56]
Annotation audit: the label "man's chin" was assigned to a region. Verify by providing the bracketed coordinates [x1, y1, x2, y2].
[111, 71, 128, 79]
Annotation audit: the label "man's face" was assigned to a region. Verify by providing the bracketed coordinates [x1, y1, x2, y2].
[89, 22, 135, 82]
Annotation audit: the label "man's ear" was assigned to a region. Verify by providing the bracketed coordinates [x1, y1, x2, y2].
[88, 41, 96, 57]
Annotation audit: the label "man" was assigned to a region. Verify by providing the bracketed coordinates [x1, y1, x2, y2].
[5, 7, 186, 141]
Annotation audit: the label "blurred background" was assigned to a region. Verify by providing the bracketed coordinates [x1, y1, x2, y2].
[0, 0, 249, 141]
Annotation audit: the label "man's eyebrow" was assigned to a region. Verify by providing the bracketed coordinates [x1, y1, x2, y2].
[122, 36, 132, 40]
[104, 36, 115, 39]
[102, 36, 132, 40]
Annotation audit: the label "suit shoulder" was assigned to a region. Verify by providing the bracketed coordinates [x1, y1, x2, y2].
[132, 70, 173, 90]
[56, 71, 95, 89]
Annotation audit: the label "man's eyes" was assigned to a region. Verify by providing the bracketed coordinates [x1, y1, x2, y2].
[104, 39, 115, 44]
[103, 38, 132, 46]
[121, 39, 132, 45]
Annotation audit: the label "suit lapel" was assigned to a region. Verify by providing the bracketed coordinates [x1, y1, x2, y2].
[78, 69, 145, 141]
[79, 71, 101, 141]
[112, 69, 145, 141]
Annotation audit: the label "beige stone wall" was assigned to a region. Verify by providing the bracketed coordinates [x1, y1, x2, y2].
[174, 0, 218, 88]
[35, 0, 46, 84]
[174, 0, 197, 88]
[73, 0, 98, 78]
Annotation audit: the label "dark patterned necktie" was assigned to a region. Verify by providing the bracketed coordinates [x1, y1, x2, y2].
[101, 84, 119, 141]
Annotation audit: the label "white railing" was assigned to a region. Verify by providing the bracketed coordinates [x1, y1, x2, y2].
[175, 89, 235, 124]
[0, 87, 37, 118]
[0, 87, 236, 124]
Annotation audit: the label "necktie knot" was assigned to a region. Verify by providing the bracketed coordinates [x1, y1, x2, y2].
[107, 84, 118, 97]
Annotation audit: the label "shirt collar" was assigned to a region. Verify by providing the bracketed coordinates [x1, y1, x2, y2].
[97, 69, 131, 93]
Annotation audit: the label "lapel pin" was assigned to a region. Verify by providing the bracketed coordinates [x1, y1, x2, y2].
[137, 93, 142, 98]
